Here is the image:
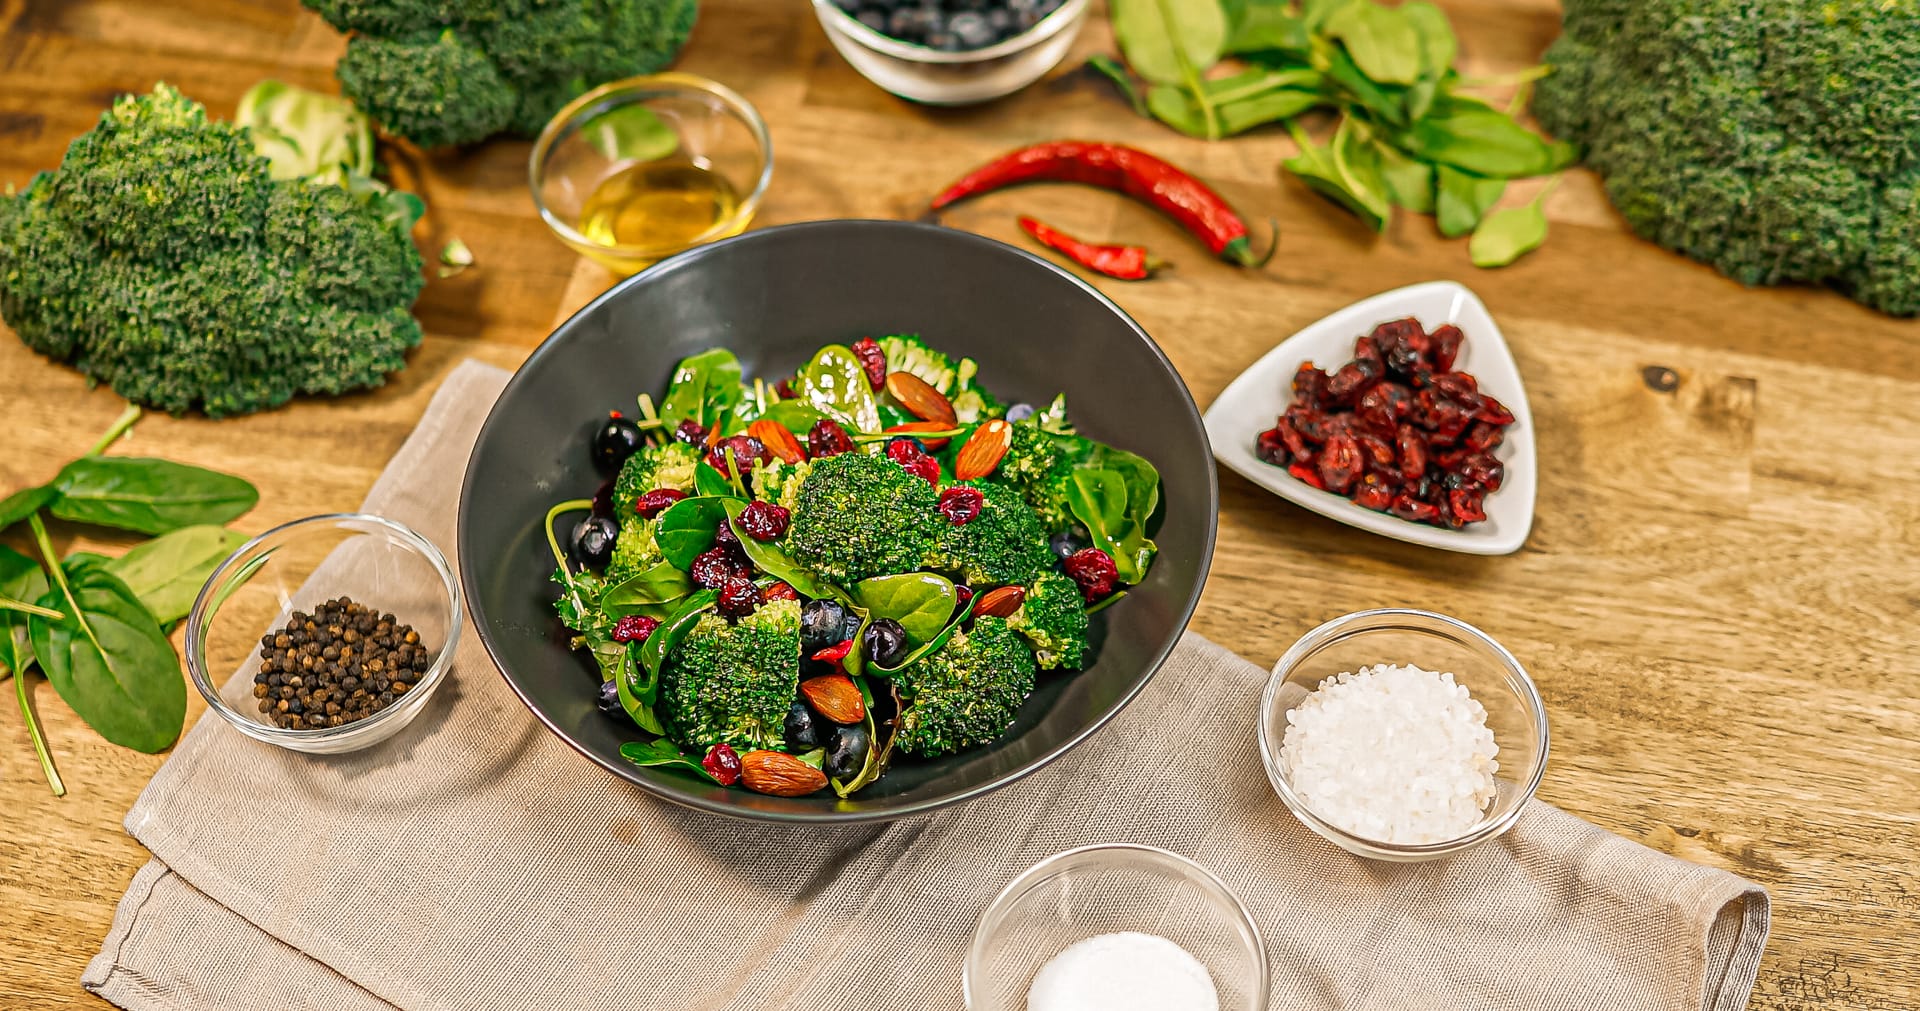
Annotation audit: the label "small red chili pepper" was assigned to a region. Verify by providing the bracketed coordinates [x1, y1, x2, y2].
[1017, 216, 1163, 281]
[931, 141, 1275, 267]
[812, 639, 855, 666]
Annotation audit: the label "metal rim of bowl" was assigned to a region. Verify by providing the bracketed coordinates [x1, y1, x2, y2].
[458, 218, 1219, 823]
[184, 512, 464, 746]
[961, 842, 1270, 1010]
[811, 0, 1090, 64]
[527, 72, 775, 262]
[1256, 607, 1551, 858]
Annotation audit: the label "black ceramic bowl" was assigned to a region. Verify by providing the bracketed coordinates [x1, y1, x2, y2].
[459, 220, 1216, 822]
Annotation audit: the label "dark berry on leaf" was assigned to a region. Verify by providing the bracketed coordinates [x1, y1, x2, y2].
[705, 435, 768, 476]
[851, 336, 887, 390]
[592, 414, 645, 471]
[703, 744, 743, 786]
[716, 577, 760, 618]
[673, 420, 706, 445]
[784, 700, 822, 750]
[1048, 530, 1086, 560]
[938, 486, 984, 525]
[1062, 547, 1119, 602]
[885, 438, 939, 484]
[807, 419, 856, 458]
[592, 479, 617, 517]
[737, 501, 790, 540]
[634, 487, 686, 518]
[691, 547, 740, 589]
[596, 679, 621, 714]
[611, 615, 659, 644]
[569, 515, 618, 569]
[712, 520, 739, 550]
[800, 599, 849, 652]
[825, 722, 872, 781]
[954, 584, 974, 610]
[863, 618, 908, 668]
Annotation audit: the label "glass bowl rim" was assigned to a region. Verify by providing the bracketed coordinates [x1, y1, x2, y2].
[183, 512, 463, 746]
[811, 0, 1090, 64]
[1256, 607, 1551, 857]
[528, 72, 774, 261]
[963, 841, 1270, 1009]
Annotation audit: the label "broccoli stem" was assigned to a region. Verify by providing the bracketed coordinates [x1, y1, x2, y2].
[82, 404, 141, 457]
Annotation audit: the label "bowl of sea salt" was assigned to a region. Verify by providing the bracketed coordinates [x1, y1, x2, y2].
[964, 843, 1267, 1011]
[1257, 609, 1550, 862]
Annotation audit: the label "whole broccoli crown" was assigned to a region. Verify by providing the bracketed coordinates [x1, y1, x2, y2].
[892, 615, 1037, 757]
[604, 514, 662, 585]
[787, 451, 941, 584]
[752, 457, 814, 513]
[0, 85, 425, 417]
[611, 441, 702, 514]
[1006, 571, 1090, 671]
[1534, 0, 1920, 315]
[924, 479, 1052, 587]
[313, 0, 698, 147]
[659, 598, 801, 751]
[989, 421, 1073, 533]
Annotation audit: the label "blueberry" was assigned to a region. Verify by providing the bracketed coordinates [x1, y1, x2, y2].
[1048, 529, 1086, 561]
[800, 598, 849, 653]
[824, 722, 872, 781]
[986, 8, 1014, 34]
[949, 11, 994, 48]
[569, 515, 619, 569]
[1004, 402, 1035, 422]
[863, 618, 908, 669]
[591, 416, 645, 471]
[784, 700, 823, 749]
[596, 679, 621, 714]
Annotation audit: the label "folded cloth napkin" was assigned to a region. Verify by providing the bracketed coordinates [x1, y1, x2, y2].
[85, 360, 1769, 1011]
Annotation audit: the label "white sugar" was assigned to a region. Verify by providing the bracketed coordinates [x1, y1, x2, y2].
[1027, 931, 1218, 1011]
[1279, 662, 1499, 844]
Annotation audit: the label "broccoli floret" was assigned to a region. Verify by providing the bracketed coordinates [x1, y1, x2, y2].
[309, 0, 697, 148]
[1534, 0, 1920, 315]
[924, 479, 1052, 587]
[0, 84, 425, 417]
[1006, 571, 1090, 671]
[751, 457, 813, 513]
[611, 441, 701, 514]
[787, 451, 941, 584]
[604, 514, 662, 585]
[878, 334, 1004, 423]
[988, 422, 1074, 534]
[658, 598, 801, 751]
[892, 615, 1036, 757]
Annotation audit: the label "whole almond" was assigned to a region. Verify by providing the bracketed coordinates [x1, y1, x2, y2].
[800, 673, 867, 724]
[739, 750, 829, 797]
[747, 419, 807, 463]
[883, 420, 959, 450]
[885, 371, 957, 425]
[953, 419, 1013, 480]
[973, 585, 1027, 618]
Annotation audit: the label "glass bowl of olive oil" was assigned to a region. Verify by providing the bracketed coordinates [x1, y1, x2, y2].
[531, 73, 773, 276]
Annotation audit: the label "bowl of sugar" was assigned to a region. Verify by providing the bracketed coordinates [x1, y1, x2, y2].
[1257, 608, 1549, 862]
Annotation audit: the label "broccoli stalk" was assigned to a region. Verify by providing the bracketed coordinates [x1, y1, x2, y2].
[658, 598, 802, 751]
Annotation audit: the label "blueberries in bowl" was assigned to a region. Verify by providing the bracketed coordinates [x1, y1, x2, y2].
[832, 0, 1068, 51]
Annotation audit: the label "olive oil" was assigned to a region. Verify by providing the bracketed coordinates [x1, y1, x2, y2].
[577, 161, 739, 251]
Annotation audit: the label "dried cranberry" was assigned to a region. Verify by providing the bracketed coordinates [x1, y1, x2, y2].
[774, 378, 796, 399]
[885, 438, 939, 485]
[761, 581, 799, 602]
[611, 615, 660, 644]
[1285, 404, 1331, 443]
[1316, 432, 1363, 493]
[634, 487, 687, 518]
[691, 547, 742, 589]
[703, 744, 742, 786]
[1287, 462, 1325, 490]
[1395, 424, 1428, 485]
[1255, 426, 1291, 466]
[1325, 359, 1381, 405]
[1062, 547, 1119, 602]
[1389, 494, 1441, 525]
[716, 576, 760, 618]
[953, 584, 974, 611]
[1372, 318, 1427, 377]
[673, 419, 707, 445]
[1350, 472, 1394, 511]
[1429, 324, 1464, 372]
[1353, 335, 1384, 369]
[938, 486, 984, 525]
[807, 419, 856, 458]
[1356, 432, 1397, 474]
[1431, 372, 1483, 411]
[1355, 385, 1399, 437]
[1475, 394, 1516, 426]
[737, 501, 790, 540]
[1464, 421, 1505, 453]
[1434, 447, 1471, 471]
[851, 336, 888, 391]
[1292, 363, 1330, 408]
[713, 519, 739, 550]
[1448, 487, 1487, 525]
[1460, 453, 1505, 491]
[705, 435, 768, 476]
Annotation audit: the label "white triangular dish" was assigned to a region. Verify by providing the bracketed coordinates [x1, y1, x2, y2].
[1204, 280, 1536, 555]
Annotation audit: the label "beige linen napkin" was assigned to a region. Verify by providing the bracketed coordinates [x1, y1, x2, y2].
[84, 359, 1769, 1011]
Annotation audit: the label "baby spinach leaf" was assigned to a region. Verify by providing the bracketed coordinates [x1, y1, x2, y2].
[1400, 98, 1576, 178]
[601, 560, 695, 616]
[1300, 0, 1358, 30]
[1, 545, 46, 677]
[0, 485, 55, 533]
[1087, 54, 1148, 116]
[639, 588, 717, 678]
[720, 500, 837, 600]
[1375, 139, 1436, 213]
[1283, 119, 1391, 232]
[1317, 45, 1405, 128]
[1323, 1, 1423, 85]
[1469, 194, 1551, 268]
[1435, 165, 1507, 238]
[655, 496, 735, 570]
[851, 572, 956, 645]
[29, 563, 184, 753]
[659, 349, 744, 430]
[97, 525, 248, 626]
[1111, 0, 1228, 86]
[873, 595, 980, 675]
[692, 462, 735, 499]
[755, 400, 828, 436]
[1081, 445, 1162, 527]
[49, 457, 258, 535]
[620, 739, 716, 782]
[1149, 70, 1324, 137]
[1399, 1, 1457, 78]
[795, 345, 881, 434]
[1226, 5, 1308, 55]
[615, 644, 665, 734]
[1065, 469, 1158, 584]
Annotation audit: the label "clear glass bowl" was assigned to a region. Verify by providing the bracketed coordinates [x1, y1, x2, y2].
[811, 0, 1090, 105]
[185, 514, 461, 755]
[965, 844, 1268, 1011]
[1257, 609, 1549, 862]
[530, 73, 773, 276]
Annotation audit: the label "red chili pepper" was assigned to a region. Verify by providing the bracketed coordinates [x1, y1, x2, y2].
[812, 639, 855, 666]
[1017, 216, 1162, 280]
[932, 141, 1275, 267]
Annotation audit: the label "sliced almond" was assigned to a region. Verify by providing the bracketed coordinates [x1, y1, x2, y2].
[747, 419, 807, 463]
[973, 585, 1027, 618]
[739, 750, 829, 797]
[800, 673, 867, 724]
[953, 419, 1013, 480]
[883, 420, 960, 450]
[885, 371, 957, 425]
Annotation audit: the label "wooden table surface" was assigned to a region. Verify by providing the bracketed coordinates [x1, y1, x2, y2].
[2, 1, 1916, 1008]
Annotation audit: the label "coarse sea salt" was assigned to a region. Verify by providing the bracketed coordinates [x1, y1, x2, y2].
[1279, 662, 1499, 844]
[1027, 931, 1218, 1011]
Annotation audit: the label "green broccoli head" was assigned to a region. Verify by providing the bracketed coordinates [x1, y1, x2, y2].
[611, 441, 701, 514]
[990, 422, 1074, 534]
[659, 598, 801, 751]
[311, 0, 698, 148]
[892, 615, 1037, 757]
[924, 479, 1052, 588]
[787, 451, 941, 584]
[604, 514, 662, 585]
[1534, 0, 1920, 315]
[1006, 571, 1090, 671]
[267, 180, 426, 311]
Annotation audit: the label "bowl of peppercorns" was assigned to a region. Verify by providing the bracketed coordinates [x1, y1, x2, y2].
[185, 514, 462, 755]
[812, 0, 1089, 105]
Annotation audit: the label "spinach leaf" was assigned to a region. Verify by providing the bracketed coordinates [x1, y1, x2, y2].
[1283, 119, 1391, 232]
[1375, 139, 1436, 213]
[1399, 0, 1457, 78]
[49, 457, 257, 535]
[1400, 97, 1576, 178]
[95, 525, 248, 625]
[29, 561, 184, 753]
[851, 572, 956, 645]
[1300, 0, 1358, 31]
[1323, 1, 1423, 85]
[1435, 165, 1507, 238]
[655, 496, 734, 570]
[755, 399, 828, 436]
[1469, 190, 1552, 267]
[614, 644, 665, 734]
[1080, 444, 1162, 526]
[795, 345, 881, 434]
[1111, 0, 1228, 86]
[693, 462, 734, 499]
[601, 559, 695, 616]
[620, 739, 716, 782]
[1065, 469, 1158, 584]
[1318, 41, 1405, 128]
[1149, 70, 1323, 137]
[1, 545, 46, 677]
[1226, 5, 1308, 55]
[1087, 54, 1149, 116]
[658, 349, 744, 430]
[721, 500, 837, 600]
[0, 485, 55, 533]
[639, 589, 718, 686]
[873, 595, 980, 675]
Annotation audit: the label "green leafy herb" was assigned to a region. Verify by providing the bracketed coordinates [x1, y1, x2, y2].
[1110, 0, 1229, 87]
[692, 462, 735, 500]
[601, 560, 696, 616]
[1322, 1, 1422, 85]
[1435, 165, 1507, 238]
[615, 644, 665, 735]
[1225, 5, 1308, 55]
[654, 496, 734, 570]
[659, 349, 745, 431]
[1283, 119, 1391, 233]
[90, 525, 248, 626]
[1086, 54, 1148, 116]
[2, 545, 61, 793]
[873, 595, 980, 675]
[851, 572, 957, 645]
[1375, 139, 1436, 213]
[619, 738, 715, 782]
[639, 589, 719, 686]
[1400, 97, 1577, 179]
[794, 345, 881, 434]
[1469, 180, 1556, 267]
[1399, 1, 1457, 78]
[49, 457, 258, 535]
[1064, 469, 1158, 584]
[0, 485, 56, 533]
[754, 400, 828, 436]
